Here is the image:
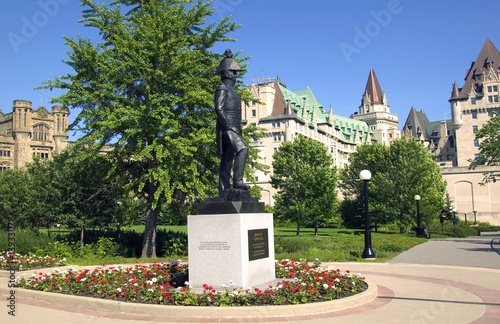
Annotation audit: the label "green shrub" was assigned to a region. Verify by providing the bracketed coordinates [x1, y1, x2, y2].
[475, 225, 500, 232]
[0, 230, 54, 254]
[163, 236, 187, 257]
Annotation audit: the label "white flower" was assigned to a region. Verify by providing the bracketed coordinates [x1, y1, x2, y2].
[335, 278, 340, 283]
[233, 290, 239, 296]
[148, 288, 154, 293]
[323, 284, 329, 289]
[228, 280, 235, 287]
[117, 288, 122, 293]
[152, 278, 158, 283]
[277, 284, 283, 289]
[146, 280, 153, 286]
[184, 281, 189, 286]
[352, 282, 356, 286]
[301, 283, 307, 287]
[46, 272, 51, 277]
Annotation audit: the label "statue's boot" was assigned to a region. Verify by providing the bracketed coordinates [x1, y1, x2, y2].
[233, 147, 250, 190]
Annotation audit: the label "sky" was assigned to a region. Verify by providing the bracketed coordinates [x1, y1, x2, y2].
[2, 0, 500, 141]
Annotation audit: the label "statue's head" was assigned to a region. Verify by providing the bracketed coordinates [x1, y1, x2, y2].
[216, 49, 243, 80]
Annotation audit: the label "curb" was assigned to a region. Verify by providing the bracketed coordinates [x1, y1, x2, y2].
[0, 278, 377, 319]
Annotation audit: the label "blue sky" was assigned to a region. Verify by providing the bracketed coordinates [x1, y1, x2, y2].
[2, 0, 500, 141]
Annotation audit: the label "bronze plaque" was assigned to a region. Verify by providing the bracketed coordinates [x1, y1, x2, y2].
[248, 229, 269, 261]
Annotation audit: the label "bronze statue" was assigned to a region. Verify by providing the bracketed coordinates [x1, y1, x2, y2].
[214, 49, 250, 195]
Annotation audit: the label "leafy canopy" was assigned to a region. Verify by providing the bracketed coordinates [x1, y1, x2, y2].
[40, 0, 244, 257]
[340, 139, 446, 231]
[271, 135, 338, 234]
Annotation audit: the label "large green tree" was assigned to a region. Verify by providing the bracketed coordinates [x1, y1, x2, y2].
[271, 135, 337, 235]
[340, 139, 446, 232]
[41, 0, 243, 257]
[469, 111, 500, 184]
[0, 169, 32, 231]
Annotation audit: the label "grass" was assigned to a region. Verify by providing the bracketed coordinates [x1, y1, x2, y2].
[9, 225, 426, 266]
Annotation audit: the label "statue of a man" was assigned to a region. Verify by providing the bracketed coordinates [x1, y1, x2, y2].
[214, 49, 250, 195]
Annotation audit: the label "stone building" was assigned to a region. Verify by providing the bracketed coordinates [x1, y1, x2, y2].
[351, 69, 401, 145]
[242, 77, 375, 205]
[0, 99, 69, 170]
[402, 39, 500, 225]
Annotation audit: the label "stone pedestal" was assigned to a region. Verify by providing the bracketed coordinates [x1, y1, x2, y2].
[188, 200, 275, 289]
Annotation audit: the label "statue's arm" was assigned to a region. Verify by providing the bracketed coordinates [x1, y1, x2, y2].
[214, 85, 231, 130]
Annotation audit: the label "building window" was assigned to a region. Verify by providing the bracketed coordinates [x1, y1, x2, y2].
[488, 95, 499, 103]
[33, 124, 50, 141]
[471, 110, 478, 119]
[0, 150, 11, 157]
[494, 85, 498, 92]
[487, 86, 492, 92]
[471, 98, 477, 105]
[473, 125, 478, 132]
[251, 109, 256, 117]
[474, 139, 479, 147]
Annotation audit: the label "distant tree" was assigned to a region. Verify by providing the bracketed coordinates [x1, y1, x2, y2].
[49, 148, 129, 246]
[271, 136, 337, 235]
[0, 169, 32, 230]
[40, 0, 244, 257]
[340, 139, 446, 232]
[469, 111, 500, 184]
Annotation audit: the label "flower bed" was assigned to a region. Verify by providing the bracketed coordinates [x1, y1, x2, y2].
[16, 259, 367, 306]
[0, 252, 67, 271]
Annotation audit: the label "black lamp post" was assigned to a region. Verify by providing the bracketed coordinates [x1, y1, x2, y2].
[452, 208, 457, 237]
[414, 195, 421, 237]
[360, 170, 375, 259]
[473, 209, 477, 225]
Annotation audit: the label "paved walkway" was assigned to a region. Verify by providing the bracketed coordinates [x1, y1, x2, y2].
[1, 233, 500, 323]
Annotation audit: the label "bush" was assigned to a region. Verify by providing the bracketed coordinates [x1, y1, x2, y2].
[427, 221, 481, 238]
[56, 228, 187, 258]
[0, 230, 54, 254]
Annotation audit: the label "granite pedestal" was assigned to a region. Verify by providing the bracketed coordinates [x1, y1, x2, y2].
[188, 193, 275, 289]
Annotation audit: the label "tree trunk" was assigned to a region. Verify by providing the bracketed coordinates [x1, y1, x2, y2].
[141, 183, 159, 258]
[80, 228, 84, 248]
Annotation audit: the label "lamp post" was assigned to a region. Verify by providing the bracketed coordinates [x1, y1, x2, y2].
[464, 211, 467, 225]
[473, 209, 477, 225]
[360, 170, 375, 259]
[452, 208, 457, 237]
[414, 195, 421, 237]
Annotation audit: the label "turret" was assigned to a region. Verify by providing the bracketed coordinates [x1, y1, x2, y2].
[449, 82, 463, 129]
[12, 100, 32, 130]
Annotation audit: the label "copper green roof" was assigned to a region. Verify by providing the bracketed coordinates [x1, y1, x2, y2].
[277, 84, 373, 144]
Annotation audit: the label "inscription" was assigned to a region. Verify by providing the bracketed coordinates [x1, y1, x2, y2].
[198, 241, 230, 251]
[248, 229, 269, 261]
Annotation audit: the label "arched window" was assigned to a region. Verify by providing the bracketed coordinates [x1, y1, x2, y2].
[32, 124, 50, 141]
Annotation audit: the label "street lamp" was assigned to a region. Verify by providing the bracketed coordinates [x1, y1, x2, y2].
[473, 209, 477, 225]
[414, 195, 422, 237]
[452, 208, 457, 237]
[464, 211, 467, 225]
[360, 170, 375, 259]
